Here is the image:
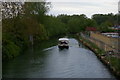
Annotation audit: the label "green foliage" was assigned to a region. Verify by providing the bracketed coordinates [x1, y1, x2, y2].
[105, 57, 120, 72]
[110, 57, 120, 71]
[3, 39, 20, 59]
[67, 17, 82, 33]
[67, 15, 96, 33]
[92, 13, 114, 25]
[44, 15, 67, 37]
[24, 2, 50, 24]
[2, 2, 50, 61]
[57, 14, 70, 24]
[92, 13, 120, 32]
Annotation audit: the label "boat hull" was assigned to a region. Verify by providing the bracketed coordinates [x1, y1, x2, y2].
[58, 46, 69, 49]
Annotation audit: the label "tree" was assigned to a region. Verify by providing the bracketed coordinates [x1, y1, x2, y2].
[2, 2, 23, 19]
[2, 1, 51, 60]
[44, 15, 67, 37]
[23, 2, 50, 23]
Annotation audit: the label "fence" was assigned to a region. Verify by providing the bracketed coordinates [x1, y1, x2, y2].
[80, 32, 120, 53]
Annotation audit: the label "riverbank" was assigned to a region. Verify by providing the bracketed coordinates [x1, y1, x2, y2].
[2, 34, 70, 66]
[76, 34, 120, 79]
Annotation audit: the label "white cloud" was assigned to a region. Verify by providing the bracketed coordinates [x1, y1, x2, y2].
[47, 0, 119, 18]
[47, 0, 119, 2]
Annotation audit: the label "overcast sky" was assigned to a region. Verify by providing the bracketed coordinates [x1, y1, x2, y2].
[46, 0, 119, 18]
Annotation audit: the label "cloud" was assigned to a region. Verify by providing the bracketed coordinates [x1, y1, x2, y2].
[47, 0, 119, 2]
[47, 0, 119, 18]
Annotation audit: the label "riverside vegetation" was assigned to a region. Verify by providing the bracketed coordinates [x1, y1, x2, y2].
[2, 1, 120, 61]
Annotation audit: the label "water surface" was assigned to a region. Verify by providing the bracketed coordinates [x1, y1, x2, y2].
[3, 38, 115, 78]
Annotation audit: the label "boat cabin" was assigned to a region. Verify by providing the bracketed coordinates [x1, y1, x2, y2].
[58, 38, 69, 49]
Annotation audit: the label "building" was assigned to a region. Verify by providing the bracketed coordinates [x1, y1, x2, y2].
[85, 27, 97, 37]
[86, 27, 97, 31]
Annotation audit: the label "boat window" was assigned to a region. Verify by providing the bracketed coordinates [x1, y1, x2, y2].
[59, 41, 68, 44]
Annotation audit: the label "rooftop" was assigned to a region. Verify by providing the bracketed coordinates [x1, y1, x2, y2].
[86, 27, 97, 31]
[59, 38, 69, 41]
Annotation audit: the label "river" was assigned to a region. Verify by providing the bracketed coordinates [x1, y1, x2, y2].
[3, 38, 115, 78]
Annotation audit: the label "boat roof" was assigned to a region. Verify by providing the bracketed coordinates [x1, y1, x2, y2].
[59, 38, 69, 41]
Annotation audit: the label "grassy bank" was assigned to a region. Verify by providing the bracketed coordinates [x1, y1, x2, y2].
[76, 34, 120, 79]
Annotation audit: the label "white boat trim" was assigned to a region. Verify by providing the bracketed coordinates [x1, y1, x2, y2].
[58, 38, 69, 41]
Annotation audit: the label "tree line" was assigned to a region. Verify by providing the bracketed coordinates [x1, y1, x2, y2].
[2, 1, 119, 60]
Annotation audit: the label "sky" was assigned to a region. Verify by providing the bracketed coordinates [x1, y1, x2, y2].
[46, 0, 119, 18]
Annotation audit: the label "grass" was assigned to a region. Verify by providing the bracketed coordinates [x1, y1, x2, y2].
[105, 57, 120, 72]
[78, 35, 105, 55]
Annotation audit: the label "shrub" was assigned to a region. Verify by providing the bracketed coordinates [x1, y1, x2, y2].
[3, 40, 20, 60]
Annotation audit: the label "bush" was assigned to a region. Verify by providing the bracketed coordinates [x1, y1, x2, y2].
[3, 40, 20, 60]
